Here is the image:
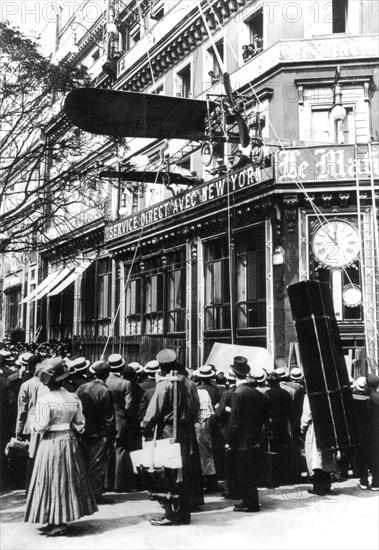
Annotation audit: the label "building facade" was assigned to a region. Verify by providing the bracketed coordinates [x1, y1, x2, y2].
[1, 0, 378, 373]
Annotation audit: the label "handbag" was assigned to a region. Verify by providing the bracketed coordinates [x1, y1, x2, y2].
[5, 437, 29, 458]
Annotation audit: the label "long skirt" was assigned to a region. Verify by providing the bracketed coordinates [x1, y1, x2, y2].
[195, 420, 216, 476]
[24, 430, 98, 524]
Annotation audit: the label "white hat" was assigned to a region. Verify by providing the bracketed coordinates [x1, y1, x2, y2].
[275, 366, 289, 379]
[251, 366, 267, 383]
[144, 360, 160, 374]
[355, 376, 366, 392]
[128, 361, 143, 373]
[290, 367, 303, 380]
[198, 365, 214, 378]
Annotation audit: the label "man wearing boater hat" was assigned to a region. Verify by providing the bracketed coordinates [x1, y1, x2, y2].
[225, 356, 269, 512]
[106, 353, 133, 492]
[76, 361, 116, 504]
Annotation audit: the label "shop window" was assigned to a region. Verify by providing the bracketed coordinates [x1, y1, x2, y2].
[243, 8, 263, 63]
[49, 289, 74, 341]
[4, 287, 21, 337]
[166, 250, 186, 333]
[176, 64, 191, 98]
[235, 225, 266, 329]
[144, 258, 163, 334]
[80, 260, 112, 338]
[98, 259, 112, 320]
[204, 239, 231, 330]
[124, 263, 142, 336]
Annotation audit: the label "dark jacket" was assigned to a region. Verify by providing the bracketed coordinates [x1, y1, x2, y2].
[76, 379, 115, 438]
[106, 373, 132, 439]
[226, 383, 269, 450]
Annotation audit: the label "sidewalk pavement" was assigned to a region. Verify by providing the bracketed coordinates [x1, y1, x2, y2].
[0, 477, 378, 550]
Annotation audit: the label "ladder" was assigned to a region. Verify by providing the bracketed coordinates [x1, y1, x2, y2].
[355, 142, 379, 374]
[148, 140, 202, 172]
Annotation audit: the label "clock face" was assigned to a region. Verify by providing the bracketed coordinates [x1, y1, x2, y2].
[312, 220, 360, 268]
[342, 284, 362, 308]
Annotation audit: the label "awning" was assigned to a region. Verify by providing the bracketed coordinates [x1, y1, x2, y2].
[47, 259, 93, 297]
[19, 269, 67, 304]
[33, 266, 72, 301]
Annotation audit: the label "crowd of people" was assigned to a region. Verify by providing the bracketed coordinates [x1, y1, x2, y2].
[0, 340, 378, 536]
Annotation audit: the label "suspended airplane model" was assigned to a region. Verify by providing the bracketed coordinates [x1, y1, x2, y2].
[64, 72, 253, 188]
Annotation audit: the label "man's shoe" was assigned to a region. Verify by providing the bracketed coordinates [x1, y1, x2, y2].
[96, 495, 112, 504]
[307, 489, 330, 496]
[370, 486, 379, 491]
[150, 518, 174, 526]
[233, 504, 259, 512]
[359, 483, 369, 490]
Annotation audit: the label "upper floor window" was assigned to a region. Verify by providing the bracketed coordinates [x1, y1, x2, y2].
[151, 83, 164, 95]
[150, 1, 164, 22]
[176, 63, 191, 98]
[243, 8, 263, 63]
[206, 38, 224, 81]
[332, 0, 348, 33]
[311, 105, 355, 144]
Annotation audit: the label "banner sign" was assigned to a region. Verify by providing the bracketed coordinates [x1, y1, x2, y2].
[105, 165, 273, 242]
[276, 144, 379, 184]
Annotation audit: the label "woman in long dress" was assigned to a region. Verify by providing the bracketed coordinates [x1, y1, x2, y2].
[24, 357, 98, 536]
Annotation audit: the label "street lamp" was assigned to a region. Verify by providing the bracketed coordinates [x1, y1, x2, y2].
[70, 21, 105, 55]
[330, 66, 347, 144]
[330, 66, 346, 121]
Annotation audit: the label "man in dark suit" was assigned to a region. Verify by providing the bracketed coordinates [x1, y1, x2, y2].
[142, 349, 200, 526]
[76, 360, 116, 503]
[226, 356, 269, 512]
[106, 353, 133, 492]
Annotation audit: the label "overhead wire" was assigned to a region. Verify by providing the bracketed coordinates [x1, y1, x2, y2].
[201, 0, 377, 299]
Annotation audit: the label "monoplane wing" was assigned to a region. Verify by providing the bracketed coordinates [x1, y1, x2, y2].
[64, 88, 214, 141]
[99, 169, 203, 186]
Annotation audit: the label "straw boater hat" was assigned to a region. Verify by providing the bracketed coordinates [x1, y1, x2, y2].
[128, 361, 144, 373]
[144, 360, 160, 374]
[107, 353, 125, 369]
[275, 366, 289, 379]
[66, 356, 90, 372]
[355, 376, 367, 392]
[290, 367, 303, 381]
[231, 356, 250, 377]
[251, 366, 267, 384]
[198, 365, 214, 378]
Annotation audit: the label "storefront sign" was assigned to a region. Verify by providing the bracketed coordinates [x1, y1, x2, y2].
[105, 165, 272, 242]
[276, 144, 379, 183]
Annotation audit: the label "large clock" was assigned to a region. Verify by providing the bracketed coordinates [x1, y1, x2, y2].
[312, 219, 360, 268]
